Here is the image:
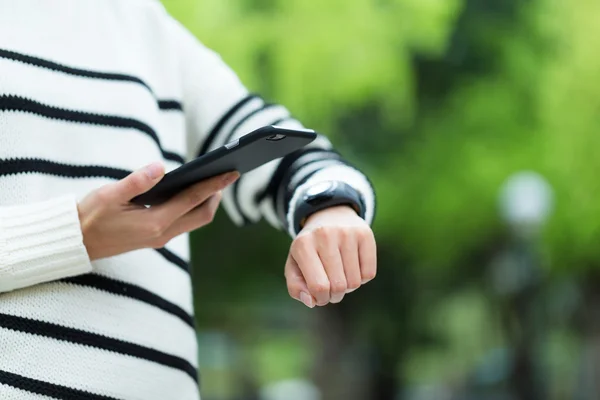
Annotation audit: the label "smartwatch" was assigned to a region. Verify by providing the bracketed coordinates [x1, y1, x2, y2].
[291, 180, 366, 234]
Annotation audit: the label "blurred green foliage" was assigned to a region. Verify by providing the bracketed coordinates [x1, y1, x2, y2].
[161, 0, 600, 398]
[162, 0, 600, 273]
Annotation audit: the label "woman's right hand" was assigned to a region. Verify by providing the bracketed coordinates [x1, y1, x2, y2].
[77, 162, 239, 261]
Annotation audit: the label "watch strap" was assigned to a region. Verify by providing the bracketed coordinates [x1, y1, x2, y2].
[289, 181, 366, 236]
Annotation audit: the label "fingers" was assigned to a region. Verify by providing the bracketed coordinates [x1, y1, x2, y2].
[151, 171, 239, 224]
[285, 255, 316, 308]
[116, 170, 237, 250]
[112, 162, 165, 202]
[315, 230, 346, 304]
[341, 235, 362, 293]
[289, 224, 376, 308]
[290, 235, 331, 306]
[358, 230, 377, 284]
[162, 191, 222, 239]
[78, 166, 238, 260]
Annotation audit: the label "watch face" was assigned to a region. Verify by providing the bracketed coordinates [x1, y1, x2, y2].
[305, 181, 335, 198]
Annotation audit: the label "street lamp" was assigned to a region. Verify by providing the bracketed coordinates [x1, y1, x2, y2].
[499, 171, 554, 238]
[491, 171, 554, 296]
[492, 170, 554, 400]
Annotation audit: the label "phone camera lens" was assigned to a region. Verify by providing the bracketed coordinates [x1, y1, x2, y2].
[267, 134, 286, 141]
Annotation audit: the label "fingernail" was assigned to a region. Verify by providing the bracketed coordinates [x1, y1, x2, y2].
[144, 162, 164, 180]
[347, 288, 358, 293]
[222, 172, 240, 185]
[300, 292, 314, 308]
[361, 279, 370, 285]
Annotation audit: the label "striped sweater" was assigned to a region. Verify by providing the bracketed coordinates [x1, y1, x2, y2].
[0, 0, 376, 399]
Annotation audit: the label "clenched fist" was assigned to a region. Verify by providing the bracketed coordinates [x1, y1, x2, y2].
[285, 205, 377, 307]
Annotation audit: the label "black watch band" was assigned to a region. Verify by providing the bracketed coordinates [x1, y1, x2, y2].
[291, 181, 366, 234]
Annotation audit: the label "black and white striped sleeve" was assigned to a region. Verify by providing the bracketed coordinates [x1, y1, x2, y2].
[166, 16, 376, 236]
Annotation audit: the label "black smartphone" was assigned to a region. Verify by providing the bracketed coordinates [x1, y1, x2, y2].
[132, 125, 317, 205]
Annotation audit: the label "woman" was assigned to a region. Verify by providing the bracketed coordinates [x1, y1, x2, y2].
[0, 0, 377, 399]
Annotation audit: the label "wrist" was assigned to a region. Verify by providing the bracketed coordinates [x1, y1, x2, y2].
[287, 180, 366, 236]
[77, 203, 93, 260]
[302, 205, 358, 228]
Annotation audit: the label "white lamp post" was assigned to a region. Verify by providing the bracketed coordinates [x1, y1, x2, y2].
[492, 171, 554, 295]
[499, 171, 554, 238]
[493, 170, 553, 400]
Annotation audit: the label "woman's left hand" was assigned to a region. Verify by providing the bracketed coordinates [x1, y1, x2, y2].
[285, 205, 377, 308]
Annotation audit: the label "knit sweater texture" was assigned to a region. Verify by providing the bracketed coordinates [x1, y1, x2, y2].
[0, 1, 376, 399]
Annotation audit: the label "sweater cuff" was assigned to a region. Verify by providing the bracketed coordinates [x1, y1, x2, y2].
[286, 164, 376, 237]
[0, 195, 93, 293]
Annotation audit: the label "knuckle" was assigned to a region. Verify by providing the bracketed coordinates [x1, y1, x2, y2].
[338, 228, 351, 241]
[286, 283, 300, 299]
[213, 178, 226, 190]
[212, 191, 223, 203]
[291, 235, 312, 255]
[330, 280, 347, 294]
[186, 189, 205, 206]
[315, 228, 340, 245]
[316, 298, 329, 307]
[284, 263, 300, 281]
[357, 227, 373, 241]
[314, 226, 334, 239]
[363, 269, 377, 281]
[308, 281, 330, 295]
[127, 174, 146, 191]
[347, 278, 361, 291]
[197, 208, 216, 226]
[204, 206, 218, 223]
[202, 213, 215, 225]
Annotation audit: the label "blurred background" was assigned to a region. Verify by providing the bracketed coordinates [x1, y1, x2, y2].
[161, 0, 600, 399]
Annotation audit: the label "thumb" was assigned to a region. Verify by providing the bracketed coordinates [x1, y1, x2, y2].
[115, 162, 165, 201]
[285, 254, 316, 308]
